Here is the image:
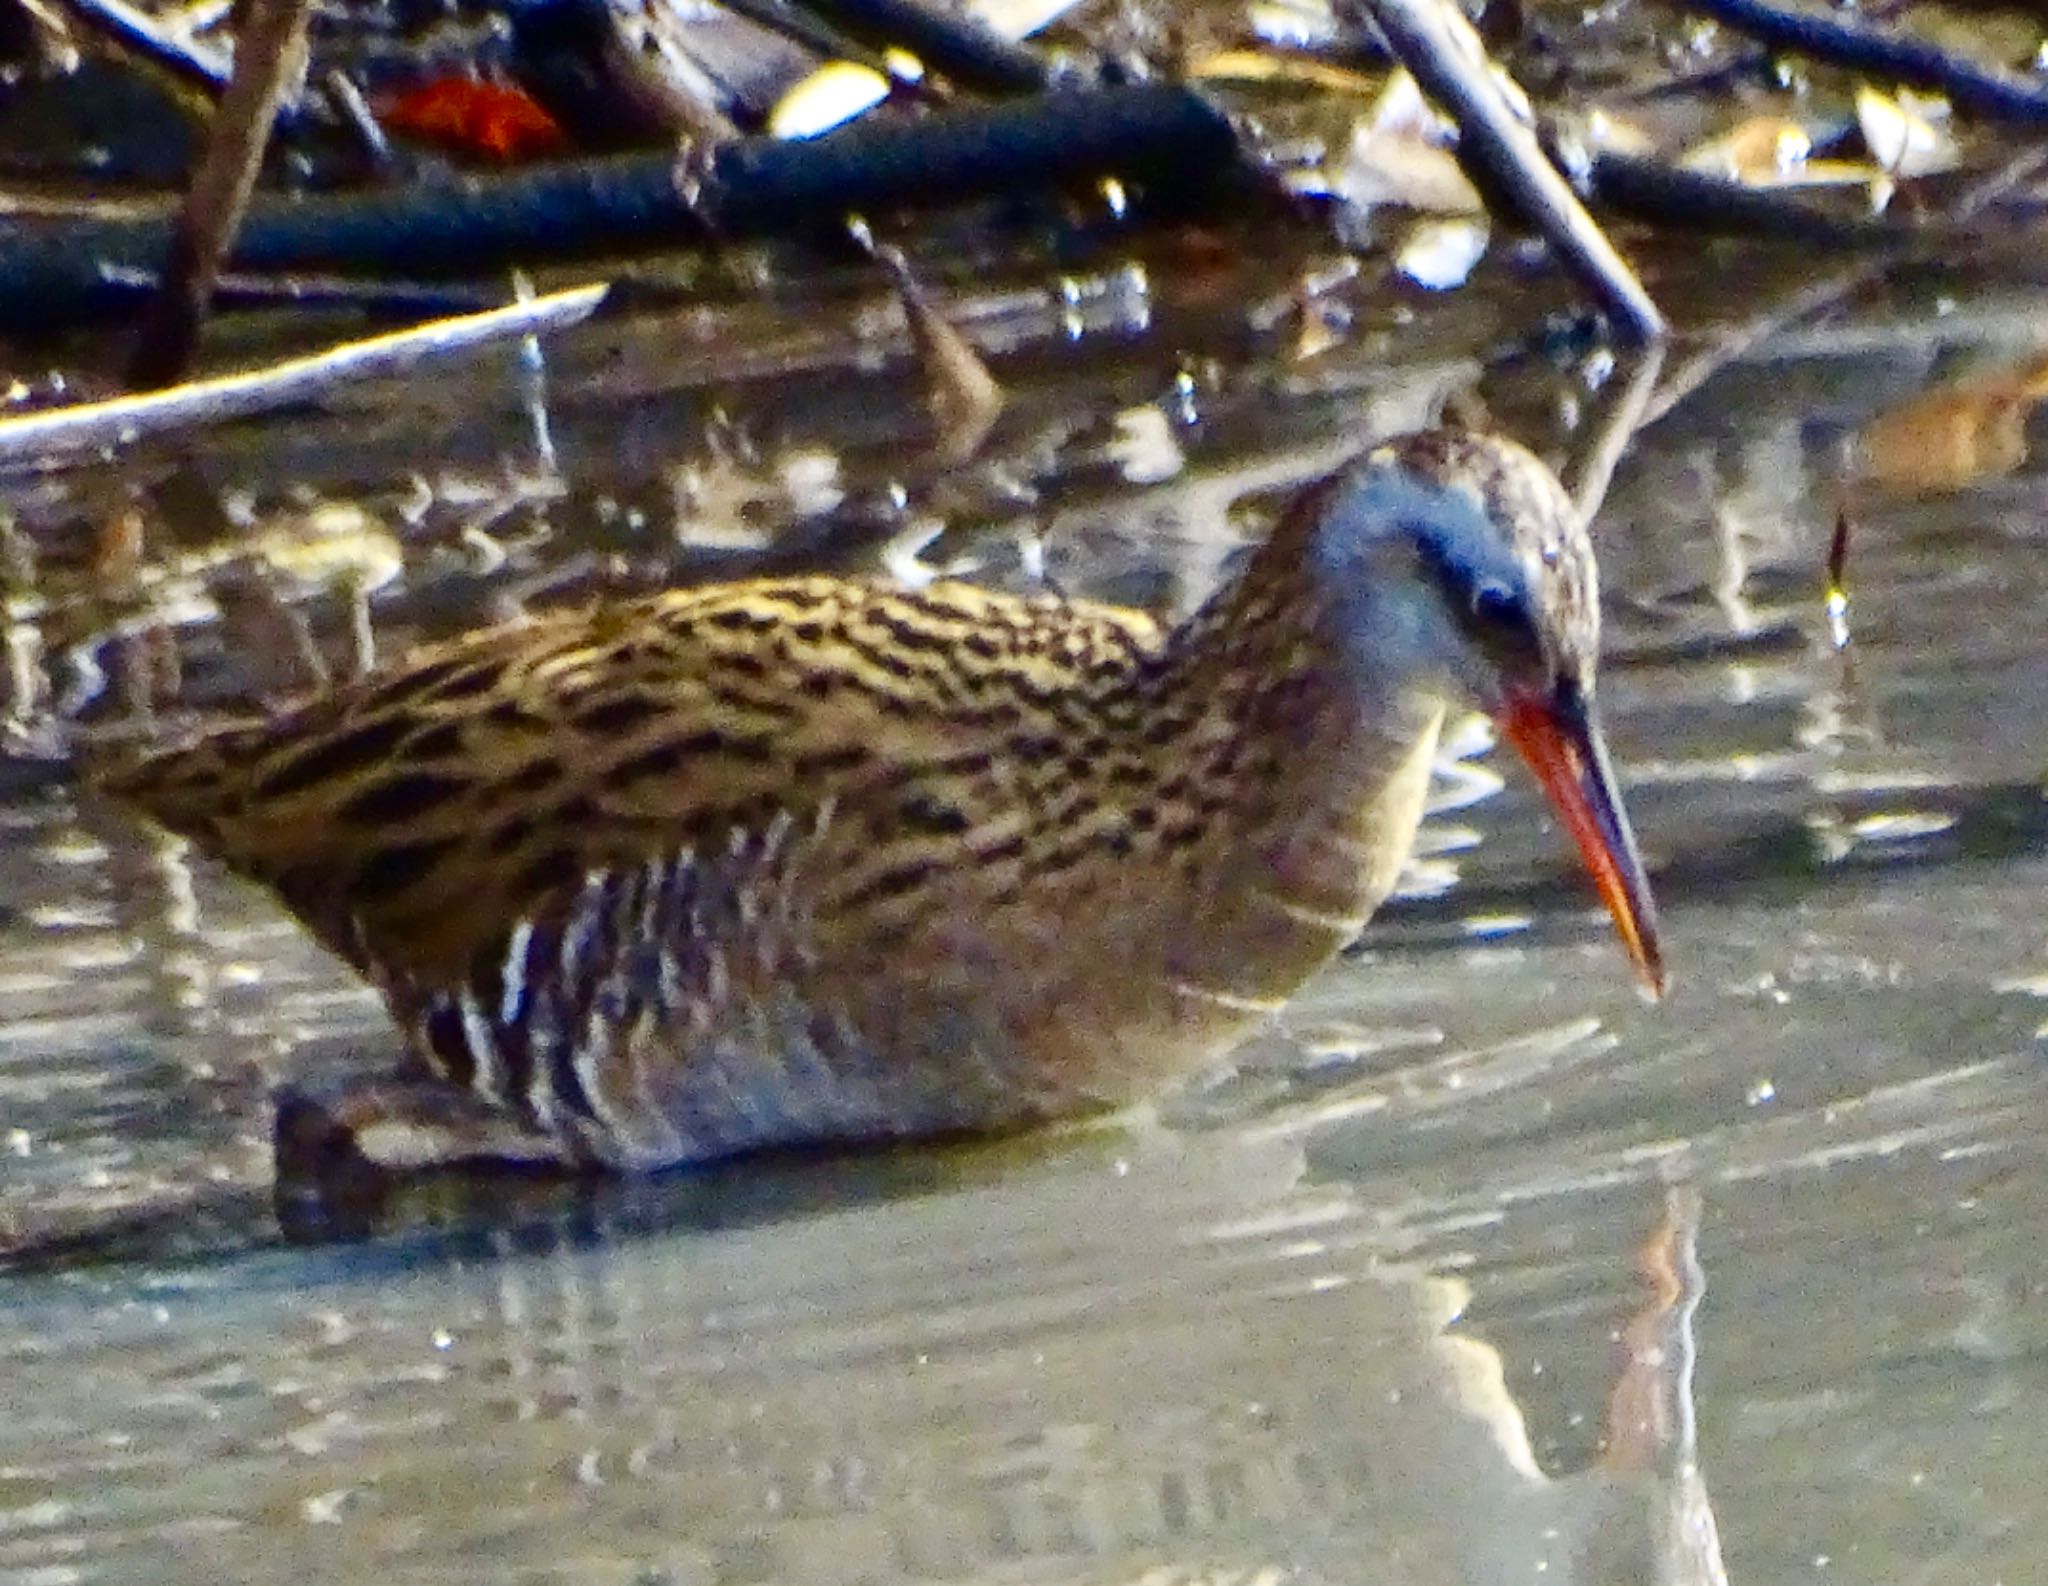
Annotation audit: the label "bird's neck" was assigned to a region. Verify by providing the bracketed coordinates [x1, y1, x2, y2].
[1147, 483, 1444, 760]
[1132, 506, 1447, 996]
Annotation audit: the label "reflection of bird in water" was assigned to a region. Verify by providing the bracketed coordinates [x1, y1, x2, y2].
[98, 428, 1662, 1187]
[0, 1118, 1725, 1583]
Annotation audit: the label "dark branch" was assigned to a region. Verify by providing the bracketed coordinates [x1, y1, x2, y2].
[0, 83, 1245, 331]
[1683, 0, 2048, 126]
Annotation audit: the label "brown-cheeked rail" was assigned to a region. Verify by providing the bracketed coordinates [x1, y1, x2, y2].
[98, 428, 1663, 1189]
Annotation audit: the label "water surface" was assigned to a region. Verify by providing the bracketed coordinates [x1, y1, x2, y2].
[4, 254, 2048, 1586]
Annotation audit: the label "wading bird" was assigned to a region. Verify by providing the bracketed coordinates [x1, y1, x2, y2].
[102, 428, 1662, 1190]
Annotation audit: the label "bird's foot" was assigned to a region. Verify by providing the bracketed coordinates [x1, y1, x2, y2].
[272, 1076, 575, 1240]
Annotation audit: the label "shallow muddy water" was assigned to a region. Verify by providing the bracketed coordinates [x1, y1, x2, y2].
[3, 244, 2048, 1586]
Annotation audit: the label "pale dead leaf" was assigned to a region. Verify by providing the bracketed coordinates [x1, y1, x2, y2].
[1396, 217, 1490, 290]
[1576, 108, 1657, 159]
[769, 61, 899, 140]
[1856, 85, 1959, 179]
[767, 0, 1083, 138]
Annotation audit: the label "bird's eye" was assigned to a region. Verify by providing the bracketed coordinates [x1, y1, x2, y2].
[1470, 579, 1522, 627]
[1465, 577, 1541, 657]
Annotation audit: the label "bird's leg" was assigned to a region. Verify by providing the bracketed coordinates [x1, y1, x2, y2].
[272, 1072, 575, 1204]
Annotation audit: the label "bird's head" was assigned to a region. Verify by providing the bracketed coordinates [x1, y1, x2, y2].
[1303, 429, 1664, 995]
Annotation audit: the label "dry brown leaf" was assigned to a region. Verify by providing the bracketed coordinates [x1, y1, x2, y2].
[1679, 116, 1813, 185]
[1849, 351, 2048, 499]
[863, 237, 1004, 466]
[1677, 112, 1909, 209]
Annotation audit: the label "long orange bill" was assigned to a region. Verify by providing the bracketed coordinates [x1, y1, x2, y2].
[1499, 684, 1666, 997]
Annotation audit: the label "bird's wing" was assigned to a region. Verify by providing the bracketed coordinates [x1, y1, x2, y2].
[98, 576, 1165, 987]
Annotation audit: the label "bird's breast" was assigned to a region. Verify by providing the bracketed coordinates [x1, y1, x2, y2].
[1160, 703, 1448, 1011]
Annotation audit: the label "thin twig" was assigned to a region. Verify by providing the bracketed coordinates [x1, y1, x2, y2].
[128, 0, 316, 387]
[0, 283, 608, 467]
[509, 272, 561, 475]
[322, 69, 394, 171]
[1642, 270, 1882, 431]
[56, 0, 230, 96]
[850, 219, 1005, 464]
[1824, 508, 1852, 650]
[715, 0, 921, 87]
[790, 0, 1051, 94]
[1354, 0, 1665, 342]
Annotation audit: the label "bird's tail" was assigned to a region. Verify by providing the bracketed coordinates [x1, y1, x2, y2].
[86, 723, 275, 842]
[7, 713, 270, 846]
[0, 716, 84, 802]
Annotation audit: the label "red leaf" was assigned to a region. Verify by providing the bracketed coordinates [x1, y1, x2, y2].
[378, 79, 567, 162]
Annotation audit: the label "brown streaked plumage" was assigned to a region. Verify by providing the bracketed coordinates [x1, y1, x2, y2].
[99, 428, 1664, 1184]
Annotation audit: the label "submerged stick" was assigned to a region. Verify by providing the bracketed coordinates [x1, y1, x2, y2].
[1583, 150, 1903, 247]
[0, 283, 607, 467]
[128, 0, 316, 386]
